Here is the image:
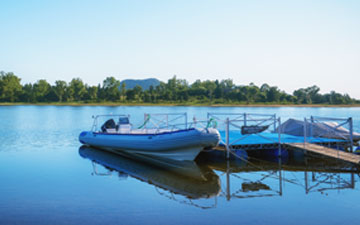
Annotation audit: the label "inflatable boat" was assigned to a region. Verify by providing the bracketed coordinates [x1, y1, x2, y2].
[79, 115, 220, 161]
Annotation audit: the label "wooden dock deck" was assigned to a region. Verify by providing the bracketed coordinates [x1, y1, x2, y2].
[286, 142, 360, 165]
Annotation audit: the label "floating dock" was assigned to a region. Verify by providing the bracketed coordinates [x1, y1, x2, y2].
[205, 113, 359, 165]
[218, 131, 346, 150]
[213, 131, 359, 165]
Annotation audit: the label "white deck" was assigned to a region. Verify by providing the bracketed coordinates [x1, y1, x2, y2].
[104, 128, 173, 134]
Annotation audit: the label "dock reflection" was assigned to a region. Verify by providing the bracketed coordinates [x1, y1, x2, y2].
[197, 151, 359, 201]
[79, 146, 221, 201]
[79, 146, 360, 208]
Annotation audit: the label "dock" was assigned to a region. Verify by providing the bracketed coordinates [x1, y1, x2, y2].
[286, 142, 360, 165]
[203, 113, 359, 165]
[218, 131, 346, 150]
[213, 134, 360, 166]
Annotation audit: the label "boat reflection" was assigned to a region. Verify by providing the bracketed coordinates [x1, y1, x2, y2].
[79, 146, 221, 201]
[79, 146, 360, 207]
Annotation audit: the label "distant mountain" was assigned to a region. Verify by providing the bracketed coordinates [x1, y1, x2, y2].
[120, 78, 160, 90]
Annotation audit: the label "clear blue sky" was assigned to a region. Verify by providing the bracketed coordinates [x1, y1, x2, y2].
[1, 0, 359, 97]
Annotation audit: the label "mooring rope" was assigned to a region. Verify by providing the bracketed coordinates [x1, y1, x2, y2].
[206, 118, 218, 128]
[138, 115, 151, 129]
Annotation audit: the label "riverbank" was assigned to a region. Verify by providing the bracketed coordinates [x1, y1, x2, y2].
[1, 102, 360, 107]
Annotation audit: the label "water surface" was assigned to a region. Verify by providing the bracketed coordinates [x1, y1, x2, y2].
[1, 106, 360, 225]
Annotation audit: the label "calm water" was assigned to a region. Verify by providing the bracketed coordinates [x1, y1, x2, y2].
[1, 106, 360, 225]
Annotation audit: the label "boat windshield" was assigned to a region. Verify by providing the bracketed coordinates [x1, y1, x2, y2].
[119, 117, 130, 125]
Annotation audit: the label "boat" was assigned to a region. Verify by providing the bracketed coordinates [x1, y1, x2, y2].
[79, 146, 221, 200]
[276, 118, 360, 141]
[79, 114, 221, 161]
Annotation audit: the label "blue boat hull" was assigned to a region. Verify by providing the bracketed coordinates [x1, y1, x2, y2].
[79, 128, 220, 161]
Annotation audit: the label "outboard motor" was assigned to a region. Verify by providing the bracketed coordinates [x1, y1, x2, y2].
[101, 119, 116, 132]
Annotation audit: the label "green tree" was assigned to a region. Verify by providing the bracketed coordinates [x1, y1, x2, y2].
[0, 71, 22, 102]
[83, 85, 98, 102]
[102, 77, 120, 101]
[54, 80, 67, 102]
[33, 79, 51, 102]
[120, 82, 126, 102]
[293, 88, 309, 104]
[293, 86, 322, 104]
[0, 70, 359, 105]
[266, 86, 281, 102]
[19, 83, 34, 102]
[328, 91, 346, 104]
[260, 83, 270, 92]
[126, 89, 136, 101]
[190, 80, 207, 99]
[221, 79, 235, 101]
[68, 78, 86, 101]
[148, 85, 155, 102]
[202, 80, 216, 102]
[214, 80, 223, 99]
[133, 85, 143, 101]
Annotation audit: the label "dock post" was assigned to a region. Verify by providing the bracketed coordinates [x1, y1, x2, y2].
[278, 117, 282, 157]
[310, 116, 314, 138]
[244, 113, 247, 126]
[303, 118, 307, 147]
[185, 113, 188, 129]
[226, 118, 230, 159]
[226, 160, 231, 201]
[304, 171, 309, 194]
[278, 158, 283, 196]
[166, 114, 168, 128]
[273, 114, 277, 132]
[349, 117, 354, 152]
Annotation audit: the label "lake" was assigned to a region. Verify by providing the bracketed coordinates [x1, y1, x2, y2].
[1, 106, 360, 225]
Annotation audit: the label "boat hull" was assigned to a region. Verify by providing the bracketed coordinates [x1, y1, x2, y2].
[79, 128, 220, 161]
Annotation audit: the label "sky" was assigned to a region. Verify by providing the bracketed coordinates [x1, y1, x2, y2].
[0, 0, 359, 98]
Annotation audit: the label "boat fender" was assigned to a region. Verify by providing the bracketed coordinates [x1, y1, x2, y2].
[206, 118, 217, 128]
[355, 146, 360, 155]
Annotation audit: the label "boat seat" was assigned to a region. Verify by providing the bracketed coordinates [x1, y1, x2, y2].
[105, 128, 117, 133]
[117, 124, 132, 133]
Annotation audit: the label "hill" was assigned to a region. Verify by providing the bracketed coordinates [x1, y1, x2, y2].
[120, 78, 160, 90]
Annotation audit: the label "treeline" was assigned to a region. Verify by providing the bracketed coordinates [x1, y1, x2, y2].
[0, 71, 359, 105]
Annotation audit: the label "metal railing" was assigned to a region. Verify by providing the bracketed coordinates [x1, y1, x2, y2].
[91, 114, 130, 132]
[207, 112, 278, 132]
[90, 113, 212, 134]
[207, 113, 282, 159]
[143, 113, 188, 130]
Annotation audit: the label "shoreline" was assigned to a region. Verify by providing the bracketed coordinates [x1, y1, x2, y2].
[1, 102, 360, 107]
